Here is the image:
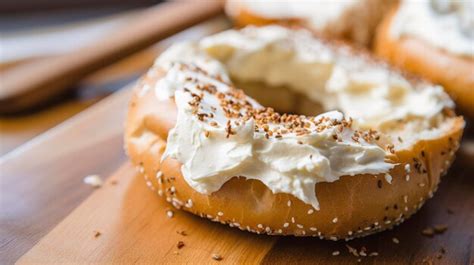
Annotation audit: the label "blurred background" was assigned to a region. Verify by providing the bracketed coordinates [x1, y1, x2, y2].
[0, 0, 163, 156]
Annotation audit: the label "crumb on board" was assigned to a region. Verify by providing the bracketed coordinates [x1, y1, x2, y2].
[93, 230, 101, 238]
[421, 227, 435, 237]
[212, 253, 223, 261]
[433, 225, 448, 234]
[83, 175, 103, 188]
[167, 210, 174, 218]
[177, 230, 187, 236]
[177, 241, 185, 249]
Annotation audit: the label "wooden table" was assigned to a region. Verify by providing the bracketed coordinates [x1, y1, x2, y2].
[1, 16, 473, 265]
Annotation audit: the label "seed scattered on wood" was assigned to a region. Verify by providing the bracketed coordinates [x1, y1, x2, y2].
[167, 210, 174, 218]
[83, 174, 103, 188]
[392, 237, 400, 244]
[93, 230, 101, 238]
[212, 254, 223, 261]
[177, 230, 187, 236]
[177, 241, 185, 249]
[332, 251, 340, 256]
[421, 227, 435, 237]
[377, 179, 383, 189]
[433, 225, 448, 234]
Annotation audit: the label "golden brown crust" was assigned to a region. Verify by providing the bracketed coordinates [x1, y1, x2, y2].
[374, 6, 474, 119]
[125, 69, 464, 239]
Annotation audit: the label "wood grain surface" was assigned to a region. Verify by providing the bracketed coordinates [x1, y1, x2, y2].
[0, 47, 157, 157]
[0, 88, 131, 264]
[0, 17, 230, 264]
[17, 163, 276, 264]
[0, 1, 223, 114]
[15, 132, 474, 264]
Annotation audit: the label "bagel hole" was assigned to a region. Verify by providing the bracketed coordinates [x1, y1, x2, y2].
[233, 79, 326, 116]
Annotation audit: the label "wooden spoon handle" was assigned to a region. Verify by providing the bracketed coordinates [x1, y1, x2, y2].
[0, 1, 223, 115]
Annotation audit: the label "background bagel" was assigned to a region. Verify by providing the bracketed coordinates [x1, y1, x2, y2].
[225, 0, 397, 47]
[125, 59, 464, 239]
[374, 5, 474, 119]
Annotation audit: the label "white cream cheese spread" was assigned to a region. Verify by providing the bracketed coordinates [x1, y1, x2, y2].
[391, 0, 474, 57]
[153, 26, 454, 210]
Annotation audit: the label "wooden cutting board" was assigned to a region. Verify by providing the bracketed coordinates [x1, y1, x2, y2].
[12, 97, 474, 265]
[4, 22, 474, 265]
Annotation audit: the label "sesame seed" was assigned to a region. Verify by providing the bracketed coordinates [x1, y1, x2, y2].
[307, 209, 314, 215]
[310, 227, 317, 231]
[283, 223, 290, 228]
[217, 211, 224, 216]
[257, 224, 263, 229]
[421, 227, 435, 237]
[406, 175, 410, 181]
[291, 217, 295, 223]
[185, 199, 193, 208]
[296, 224, 304, 229]
[392, 237, 400, 244]
[287, 200, 292, 207]
[332, 217, 338, 223]
[156, 171, 163, 179]
[211, 254, 223, 261]
[332, 251, 340, 256]
[166, 210, 174, 218]
[433, 225, 448, 234]
[83, 175, 103, 188]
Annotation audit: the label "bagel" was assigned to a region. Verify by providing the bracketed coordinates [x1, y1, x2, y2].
[125, 26, 464, 240]
[225, 0, 397, 47]
[375, 0, 474, 118]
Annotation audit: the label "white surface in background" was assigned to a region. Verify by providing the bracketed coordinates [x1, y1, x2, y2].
[0, 11, 135, 63]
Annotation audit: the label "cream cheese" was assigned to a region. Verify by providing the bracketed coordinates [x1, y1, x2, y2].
[390, 0, 474, 57]
[154, 26, 454, 210]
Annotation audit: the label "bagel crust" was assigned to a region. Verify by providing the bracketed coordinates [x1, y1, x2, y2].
[125, 65, 464, 240]
[375, 5, 474, 119]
